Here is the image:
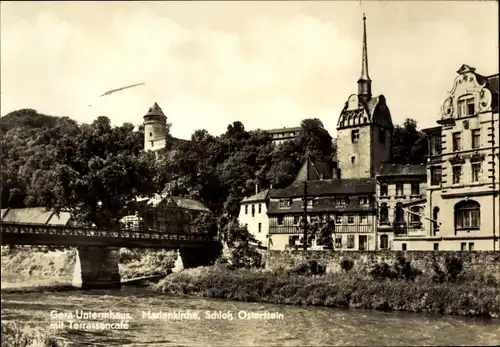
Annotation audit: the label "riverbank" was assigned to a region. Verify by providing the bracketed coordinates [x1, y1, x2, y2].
[0, 247, 175, 290]
[1, 321, 66, 347]
[152, 265, 500, 319]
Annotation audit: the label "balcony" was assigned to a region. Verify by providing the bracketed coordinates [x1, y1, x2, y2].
[394, 222, 426, 237]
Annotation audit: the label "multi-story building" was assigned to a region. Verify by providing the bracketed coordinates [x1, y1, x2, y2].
[266, 127, 302, 145]
[266, 155, 378, 250]
[376, 163, 427, 250]
[408, 64, 500, 251]
[238, 188, 270, 247]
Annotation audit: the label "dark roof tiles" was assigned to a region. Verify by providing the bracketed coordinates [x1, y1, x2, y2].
[376, 163, 426, 177]
[269, 178, 376, 198]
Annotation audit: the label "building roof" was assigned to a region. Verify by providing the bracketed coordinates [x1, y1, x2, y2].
[241, 189, 270, 203]
[295, 155, 335, 182]
[269, 178, 376, 199]
[144, 102, 166, 118]
[376, 163, 427, 177]
[137, 193, 211, 212]
[265, 126, 302, 134]
[1, 208, 72, 225]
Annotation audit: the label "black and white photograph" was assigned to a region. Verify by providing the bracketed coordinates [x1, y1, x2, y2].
[1, 1, 499, 346]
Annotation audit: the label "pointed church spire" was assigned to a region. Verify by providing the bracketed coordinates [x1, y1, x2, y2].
[357, 13, 372, 103]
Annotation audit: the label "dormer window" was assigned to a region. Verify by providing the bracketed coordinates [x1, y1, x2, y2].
[457, 95, 475, 117]
[279, 199, 292, 208]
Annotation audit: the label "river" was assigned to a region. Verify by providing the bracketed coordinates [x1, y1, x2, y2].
[1, 287, 499, 346]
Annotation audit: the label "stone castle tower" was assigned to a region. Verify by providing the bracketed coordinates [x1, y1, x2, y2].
[336, 14, 393, 179]
[143, 102, 168, 151]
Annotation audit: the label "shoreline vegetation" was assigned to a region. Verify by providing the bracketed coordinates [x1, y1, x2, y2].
[151, 263, 500, 319]
[2, 247, 500, 320]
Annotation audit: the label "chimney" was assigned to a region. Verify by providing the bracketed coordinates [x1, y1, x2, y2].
[255, 182, 259, 195]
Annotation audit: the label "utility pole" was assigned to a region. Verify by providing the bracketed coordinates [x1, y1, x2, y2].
[491, 110, 497, 251]
[303, 179, 308, 251]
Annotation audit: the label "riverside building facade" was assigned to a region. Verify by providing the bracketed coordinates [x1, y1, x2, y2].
[403, 64, 499, 251]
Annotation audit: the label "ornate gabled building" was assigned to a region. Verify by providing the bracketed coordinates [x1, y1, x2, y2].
[412, 64, 500, 251]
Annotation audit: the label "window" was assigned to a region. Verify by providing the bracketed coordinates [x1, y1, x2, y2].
[379, 203, 389, 224]
[467, 97, 475, 116]
[452, 165, 462, 184]
[347, 235, 355, 249]
[432, 207, 440, 235]
[279, 199, 292, 208]
[379, 128, 385, 144]
[434, 243, 439, 251]
[258, 204, 262, 214]
[245, 205, 248, 214]
[351, 156, 356, 164]
[461, 242, 466, 251]
[258, 223, 262, 233]
[396, 183, 404, 197]
[348, 215, 354, 224]
[244, 223, 248, 229]
[471, 163, 481, 182]
[289, 235, 299, 246]
[410, 206, 422, 227]
[360, 214, 367, 224]
[149, 132, 153, 137]
[150, 141, 154, 147]
[277, 216, 284, 226]
[251, 204, 255, 217]
[454, 200, 480, 229]
[471, 129, 481, 149]
[351, 129, 359, 143]
[335, 197, 346, 206]
[395, 202, 405, 224]
[452, 132, 461, 152]
[359, 197, 369, 205]
[303, 199, 314, 208]
[411, 182, 420, 196]
[430, 166, 442, 186]
[380, 235, 389, 249]
[380, 183, 388, 197]
[402, 243, 407, 251]
[335, 236, 342, 249]
[430, 136, 442, 156]
[469, 242, 474, 251]
[293, 216, 300, 225]
[457, 95, 475, 117]
[335, 215, 342, 224]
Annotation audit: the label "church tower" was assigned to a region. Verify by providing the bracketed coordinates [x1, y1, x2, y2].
[143, 102, 168, 151]
[336, 14, 393, 179]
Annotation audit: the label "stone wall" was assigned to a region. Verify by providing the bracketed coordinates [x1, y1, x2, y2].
[265, 250, 500, 281]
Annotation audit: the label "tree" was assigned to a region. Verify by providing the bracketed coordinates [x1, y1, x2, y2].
[47, 117, 160, 229]
[392, 118, 428, 165]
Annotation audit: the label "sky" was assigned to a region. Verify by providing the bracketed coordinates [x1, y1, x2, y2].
[1, 1, 498, 140]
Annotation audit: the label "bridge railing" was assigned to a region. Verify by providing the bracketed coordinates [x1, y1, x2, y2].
[0, 222, 218, 242]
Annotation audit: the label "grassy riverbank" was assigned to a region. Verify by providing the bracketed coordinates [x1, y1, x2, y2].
[152, 264, 500, 318]
[1, 322, 66, 347]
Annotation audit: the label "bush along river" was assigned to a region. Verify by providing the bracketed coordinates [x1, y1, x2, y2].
[1, 287, 500, 347]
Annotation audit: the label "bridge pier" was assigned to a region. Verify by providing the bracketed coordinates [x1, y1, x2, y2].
[178, 243, 222, 269]
[72, 247, 121, 289]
